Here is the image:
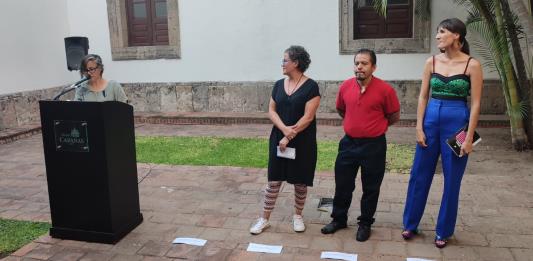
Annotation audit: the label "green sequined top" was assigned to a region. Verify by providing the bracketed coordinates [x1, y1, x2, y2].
[430, 56, 472, 100]
[430, 73, 470, 100]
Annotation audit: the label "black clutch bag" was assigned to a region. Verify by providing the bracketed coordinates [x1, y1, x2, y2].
[446, 125, 482, 157]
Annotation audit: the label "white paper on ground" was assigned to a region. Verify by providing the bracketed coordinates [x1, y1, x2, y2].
[406, 258, 434, 261]
[246, 243, 283, 254]
[320, 251, 358, 261]
[172, 237, 207, 246]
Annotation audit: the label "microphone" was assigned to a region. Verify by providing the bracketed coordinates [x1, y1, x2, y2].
[52, 75, 92, 100]
[73, 75, 91, 87]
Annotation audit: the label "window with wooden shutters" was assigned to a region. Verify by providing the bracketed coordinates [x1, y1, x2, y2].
[354, 0, 412, 39]
[107, 0, 180, 60]
[126, 0, 169, 46]
[339, 0, 430, 54]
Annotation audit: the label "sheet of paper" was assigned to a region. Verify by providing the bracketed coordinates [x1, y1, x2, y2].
[406, 258, 434, 261]
[246, 243, 283, 254]
[320, 251, 357, 261]
[172, 237, 207, 246]
[276, 146, 295, 159]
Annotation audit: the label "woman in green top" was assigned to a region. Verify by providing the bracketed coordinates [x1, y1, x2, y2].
[401, 18, 483, 248]
[74, 54, 128, 103]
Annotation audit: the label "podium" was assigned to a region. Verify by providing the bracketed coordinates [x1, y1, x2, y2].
[39, 100, 143, 244]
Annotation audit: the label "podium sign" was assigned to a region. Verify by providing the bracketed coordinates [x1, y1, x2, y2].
[53, 120, 89, 152]
[39, 100, 143, 244]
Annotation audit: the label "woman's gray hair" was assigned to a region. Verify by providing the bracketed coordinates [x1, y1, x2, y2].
[79, 54, 104, 76]
[285, 45, 311, 73]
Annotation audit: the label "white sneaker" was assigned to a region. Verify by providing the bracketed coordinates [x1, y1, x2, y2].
[250, 217, 270, 235]
[293, 214, 305, 232]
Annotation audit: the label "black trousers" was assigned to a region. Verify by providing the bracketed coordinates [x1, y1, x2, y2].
[331, 134, 386, 226]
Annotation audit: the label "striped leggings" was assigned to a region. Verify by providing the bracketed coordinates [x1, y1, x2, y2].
[263, 181, 307, 213]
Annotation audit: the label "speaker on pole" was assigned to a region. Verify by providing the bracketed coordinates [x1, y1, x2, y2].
[64, 37, 89, 71]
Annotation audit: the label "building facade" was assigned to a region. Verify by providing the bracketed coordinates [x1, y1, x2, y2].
[0, 0, 516, 129]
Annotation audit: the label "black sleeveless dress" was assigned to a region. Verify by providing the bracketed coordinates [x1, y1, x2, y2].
[267, 78, 320, 186]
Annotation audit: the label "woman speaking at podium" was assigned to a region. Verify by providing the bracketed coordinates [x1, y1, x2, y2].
[74, 54, 128, 103]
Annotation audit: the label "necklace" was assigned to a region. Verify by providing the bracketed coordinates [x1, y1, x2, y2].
[287, 74, 304, 96]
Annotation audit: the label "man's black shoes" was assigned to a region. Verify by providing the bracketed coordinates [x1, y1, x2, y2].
[321, 221, 347, 234]
[356, 225, 371, 242]
[321, 221, 372, 241]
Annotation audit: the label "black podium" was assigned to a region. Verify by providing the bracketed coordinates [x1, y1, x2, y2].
[39, 100, 143, 244]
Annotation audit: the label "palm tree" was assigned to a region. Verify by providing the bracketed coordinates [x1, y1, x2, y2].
[455, 0, 530, 150]
[372, 0, 531, 150]
[508, 0, 533, 146]
[508, 0, 533, 51]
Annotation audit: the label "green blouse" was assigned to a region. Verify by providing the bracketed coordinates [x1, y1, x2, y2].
[74, 80, 128, 103]
[430, 73, 471, 100]
[430, 56, 472, 100]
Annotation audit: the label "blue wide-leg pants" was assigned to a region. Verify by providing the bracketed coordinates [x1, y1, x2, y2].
[403, 98, 469, 238]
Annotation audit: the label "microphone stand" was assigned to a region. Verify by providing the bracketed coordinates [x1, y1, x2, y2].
[52, 83, 78, 101]
[52, 77, 90, 101]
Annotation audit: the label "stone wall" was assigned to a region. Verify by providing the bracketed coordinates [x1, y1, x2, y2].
[122, 79, 506, 115]
[0, 80, 505, 130]
[0, 86, 73, 130]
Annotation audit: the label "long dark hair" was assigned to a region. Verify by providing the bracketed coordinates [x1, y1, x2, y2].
[438, 18, 469, 55]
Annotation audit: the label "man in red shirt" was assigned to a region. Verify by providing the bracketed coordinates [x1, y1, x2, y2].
[321, 49, 400, 242]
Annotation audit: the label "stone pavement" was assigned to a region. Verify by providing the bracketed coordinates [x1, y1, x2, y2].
[1, 123, 533, 261]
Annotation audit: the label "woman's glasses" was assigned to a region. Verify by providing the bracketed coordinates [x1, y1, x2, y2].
[281, 59, 292, 65]
[86, 66, 100, 73]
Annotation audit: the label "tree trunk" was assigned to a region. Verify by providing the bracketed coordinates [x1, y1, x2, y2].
[508, 0, 533, 52]
[501, 0, 532, 148]
[494, 1, 530, 150]
[507, 0, 533, 148]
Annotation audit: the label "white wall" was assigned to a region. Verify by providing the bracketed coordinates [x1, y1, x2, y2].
[0, 0, 79, 95]
[65, 0, 416, 82]
[1, 0, 495, 95]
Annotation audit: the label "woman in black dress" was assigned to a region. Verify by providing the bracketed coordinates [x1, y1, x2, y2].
[250, 45, 321, 234]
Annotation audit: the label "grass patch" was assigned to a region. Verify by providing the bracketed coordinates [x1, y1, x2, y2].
[387, 144, 416, 174]
[0, 218, 50, 258]
[136, 136, 414, 173]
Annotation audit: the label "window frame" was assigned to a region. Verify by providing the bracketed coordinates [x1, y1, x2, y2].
[107, 0, 180, 60]
[339, 0, 430, 54]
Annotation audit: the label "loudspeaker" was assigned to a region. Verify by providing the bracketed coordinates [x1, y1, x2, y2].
[64, 37, 89, 71]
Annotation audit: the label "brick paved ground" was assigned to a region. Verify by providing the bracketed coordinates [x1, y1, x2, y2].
[1, 123, 532, 260]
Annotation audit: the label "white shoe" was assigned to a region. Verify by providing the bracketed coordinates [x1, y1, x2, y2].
[250, 217, 270, 235]
[293, 214, 305, 232]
